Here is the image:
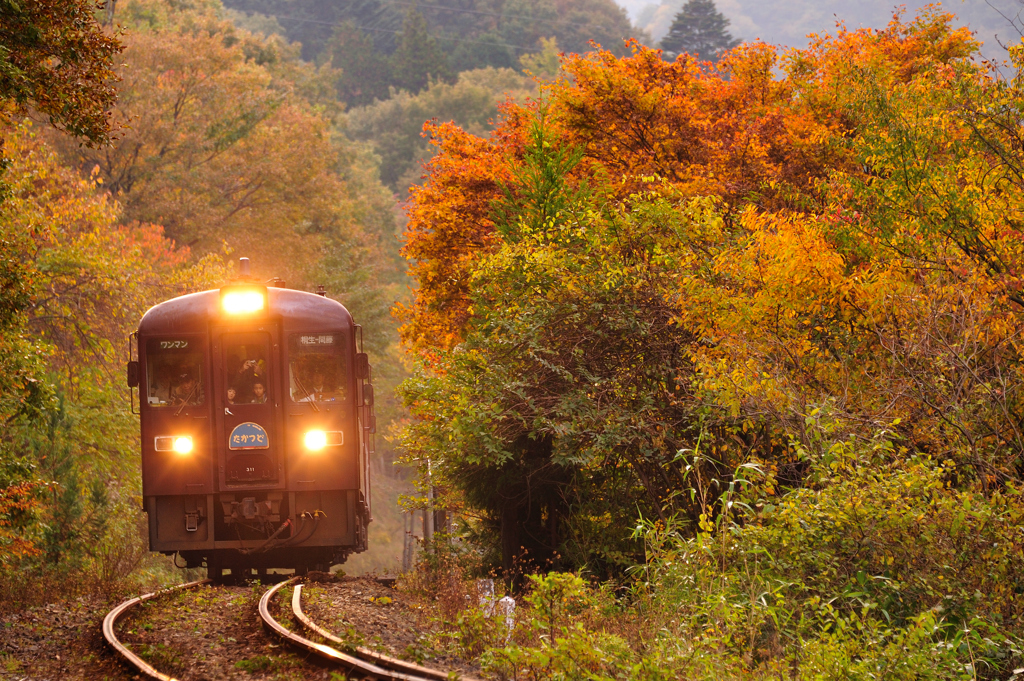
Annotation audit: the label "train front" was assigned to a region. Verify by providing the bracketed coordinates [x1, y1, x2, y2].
[128, 271, 373, 579]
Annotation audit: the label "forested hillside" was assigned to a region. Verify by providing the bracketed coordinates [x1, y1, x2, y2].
[346, 66, 535, 193]
[224, 0, 639, 78]
[220, 0, 631, 200]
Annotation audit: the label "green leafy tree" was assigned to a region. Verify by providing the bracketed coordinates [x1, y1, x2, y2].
[400, 117, 707, 576]
[322, 22, 392, 107]
[346, 66, 534, 193]
[659, 0, 739, 61]
[519, 36, 561, 79]
[391, 9, 453, 94]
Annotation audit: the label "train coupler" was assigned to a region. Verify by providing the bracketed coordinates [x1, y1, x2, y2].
[220, 492, 282, 525]
[184, 496, 205, 532]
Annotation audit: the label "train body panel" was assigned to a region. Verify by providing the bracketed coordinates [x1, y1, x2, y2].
[131, 276, 373, 575]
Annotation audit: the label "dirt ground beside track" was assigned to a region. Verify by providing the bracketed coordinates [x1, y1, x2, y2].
[301, 576, 482, 679]
[0, 576, 477, 681]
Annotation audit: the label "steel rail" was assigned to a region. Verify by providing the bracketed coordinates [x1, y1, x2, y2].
[102, 578, 212, 681]
[291, 583, 469, 681]
[259, 578, 464, 681]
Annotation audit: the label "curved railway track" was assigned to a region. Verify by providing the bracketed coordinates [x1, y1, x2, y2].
[101, 578, 211, 681]
[103, 577, 477, 681]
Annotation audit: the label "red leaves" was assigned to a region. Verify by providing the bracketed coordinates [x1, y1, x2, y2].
[0, 481, 47, 566]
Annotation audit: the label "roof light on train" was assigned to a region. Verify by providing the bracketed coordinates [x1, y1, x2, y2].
[222, 288, 266, 314]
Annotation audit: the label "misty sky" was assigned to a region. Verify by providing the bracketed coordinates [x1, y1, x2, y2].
[622, 0, 1022, 64]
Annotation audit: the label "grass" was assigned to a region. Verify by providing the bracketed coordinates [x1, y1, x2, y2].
[133, 642, 183, 673]
[234, 654, 280, 672]
[2, 652, 23, 672]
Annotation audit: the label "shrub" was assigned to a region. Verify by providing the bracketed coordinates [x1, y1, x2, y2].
[461, 431, 1024, 679]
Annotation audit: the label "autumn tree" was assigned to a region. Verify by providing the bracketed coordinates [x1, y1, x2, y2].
[0, 0, 122, 143]
[47, 0, 400, 326]
[397, 8, 1024, 587]
[0, 120, 226, 602]
[659, 0, 740, 61]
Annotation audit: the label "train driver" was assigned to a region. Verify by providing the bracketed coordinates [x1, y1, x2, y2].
[171, 372, 203, 406]
[295, 368, 343, 402]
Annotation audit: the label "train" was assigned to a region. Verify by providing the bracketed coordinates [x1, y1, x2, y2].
[126, 259, 375, 582]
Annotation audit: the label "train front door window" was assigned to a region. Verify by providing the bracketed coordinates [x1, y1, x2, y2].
[145, 339, 205, 408]
[221, 333, 278, 484]
[289, 334, 347, 404]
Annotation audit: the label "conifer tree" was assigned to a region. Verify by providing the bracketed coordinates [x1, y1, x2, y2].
[323, 23, 393, 107]
[659, 0, 740, 62]
[390, 9, 452, 94]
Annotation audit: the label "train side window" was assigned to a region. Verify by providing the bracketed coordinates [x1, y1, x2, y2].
[145, 339, 205, 407]
[289, 334, 347, 403]
[224, 335, 270, 404]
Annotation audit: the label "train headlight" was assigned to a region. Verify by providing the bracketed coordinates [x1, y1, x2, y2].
[221, 289, 266, 314]
[155, 435, 194, 454]
[304, 430, 328, 451]
[304, 430, 343, 451]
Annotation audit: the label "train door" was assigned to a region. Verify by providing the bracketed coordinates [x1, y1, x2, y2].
[212, 328, 283, 488]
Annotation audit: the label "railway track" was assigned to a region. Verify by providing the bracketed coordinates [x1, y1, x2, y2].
[101, 578, 212, 681]
[102, 577, 477, 681]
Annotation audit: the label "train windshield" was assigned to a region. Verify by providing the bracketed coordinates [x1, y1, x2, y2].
[146, 339, 205, 407]
[224, 334, 270, 404]
[289, 333, 347, 403]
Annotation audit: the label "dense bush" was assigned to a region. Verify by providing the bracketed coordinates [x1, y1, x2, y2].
[427, 429, 1023, 679]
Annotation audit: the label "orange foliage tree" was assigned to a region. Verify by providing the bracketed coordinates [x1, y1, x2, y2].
[398, 8, 1023, 577]
[45, 0, 399, 315]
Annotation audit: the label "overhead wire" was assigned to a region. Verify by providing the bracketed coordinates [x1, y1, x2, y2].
[265, 0, 634, 54]
[377, 0, 611, 31]
[272, 13, 540, 52]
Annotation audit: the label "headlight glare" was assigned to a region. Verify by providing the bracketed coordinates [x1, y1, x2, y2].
[304, 430, 328, 451]
[222, 290, 265, 314]
[172, 436, 194, 454]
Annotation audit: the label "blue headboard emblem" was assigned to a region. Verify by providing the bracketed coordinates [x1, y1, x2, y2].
[229, 422, 269, 450]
